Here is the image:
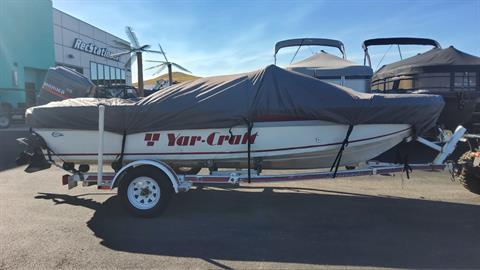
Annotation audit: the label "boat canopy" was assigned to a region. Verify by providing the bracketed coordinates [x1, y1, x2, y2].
[274, 38, 346, 63]
[363, 37, 441, 50]
[287, 52, 373, 77]
[373, 46, 480, 81]
[26, 65, 443, 135]
[362, 37, 441, 66]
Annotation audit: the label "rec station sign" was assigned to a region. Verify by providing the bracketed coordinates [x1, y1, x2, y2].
[72, 38, 120, 61]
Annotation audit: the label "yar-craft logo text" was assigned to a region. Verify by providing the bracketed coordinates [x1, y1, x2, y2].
[144, 132, 258, 147]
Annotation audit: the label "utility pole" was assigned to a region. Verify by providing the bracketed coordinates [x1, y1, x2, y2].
[168, 63, 173, 86]
[136, 51, 144, 97]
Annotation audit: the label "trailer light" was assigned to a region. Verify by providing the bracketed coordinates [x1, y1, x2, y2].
[62, 174, 70, 185]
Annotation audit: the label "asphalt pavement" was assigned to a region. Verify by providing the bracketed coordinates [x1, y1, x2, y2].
[0, 125, 28, 171]
[1, 127, 480, 269]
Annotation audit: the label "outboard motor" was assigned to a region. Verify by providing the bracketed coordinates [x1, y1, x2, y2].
[38, 66, 96, 105]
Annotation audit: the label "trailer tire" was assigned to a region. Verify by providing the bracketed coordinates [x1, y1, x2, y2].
[118, 166, 173, 217]
[457, 151, 480, 195]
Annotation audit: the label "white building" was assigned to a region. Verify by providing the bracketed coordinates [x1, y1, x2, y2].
[52, 8, 132, 86]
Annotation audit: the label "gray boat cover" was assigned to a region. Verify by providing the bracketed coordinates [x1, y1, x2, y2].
[26, 65, 444, 135]
[374, 46, 480, 80]
[38, 66, 95, 105]
[287, 52, 373, 77]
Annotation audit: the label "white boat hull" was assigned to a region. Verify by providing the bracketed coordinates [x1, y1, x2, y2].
[35, 120, 411, 169]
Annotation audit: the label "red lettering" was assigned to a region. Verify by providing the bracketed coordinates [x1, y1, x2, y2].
[167, 133, 177, 146]
[164, 132, 258, 147]
[229, 135, 241, 145]
[241, 132, 258, 144]
[189, 136, 201, 146]
[207, 132, 218, 145]
[177, 136, 190, 146]
[218, 135, 229, 145]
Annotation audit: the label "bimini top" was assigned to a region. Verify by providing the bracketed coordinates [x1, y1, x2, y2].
[274, 38, 346, 59]
[363, 37, 441, 50]
[287, 52, 373, 77]
[374, 46, 480, 80]
[26, 65, 444, 135]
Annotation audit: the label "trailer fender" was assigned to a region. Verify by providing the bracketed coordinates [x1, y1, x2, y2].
[111, 160, 180, 193]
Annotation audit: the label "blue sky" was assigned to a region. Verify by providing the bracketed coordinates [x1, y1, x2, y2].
[53, 0, 480, 81]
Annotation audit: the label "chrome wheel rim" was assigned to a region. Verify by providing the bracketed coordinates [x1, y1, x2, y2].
[127, 176, 161, 210]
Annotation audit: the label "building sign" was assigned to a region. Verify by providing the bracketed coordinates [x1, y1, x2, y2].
[72, 38, 120, 61]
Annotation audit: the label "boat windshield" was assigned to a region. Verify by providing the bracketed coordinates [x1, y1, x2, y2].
[96, 86, 139, 99]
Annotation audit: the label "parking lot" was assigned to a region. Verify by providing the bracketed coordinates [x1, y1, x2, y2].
[2, 128, 480, 269]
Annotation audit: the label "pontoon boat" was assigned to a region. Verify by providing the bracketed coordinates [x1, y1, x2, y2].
[363, 37, 480, 131]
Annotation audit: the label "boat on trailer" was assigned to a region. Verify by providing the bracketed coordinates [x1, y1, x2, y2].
[19, 65, 455, 217]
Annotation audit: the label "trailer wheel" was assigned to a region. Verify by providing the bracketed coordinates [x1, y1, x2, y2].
[457, 151, 480, 195]
[118, 167, 173, 217]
